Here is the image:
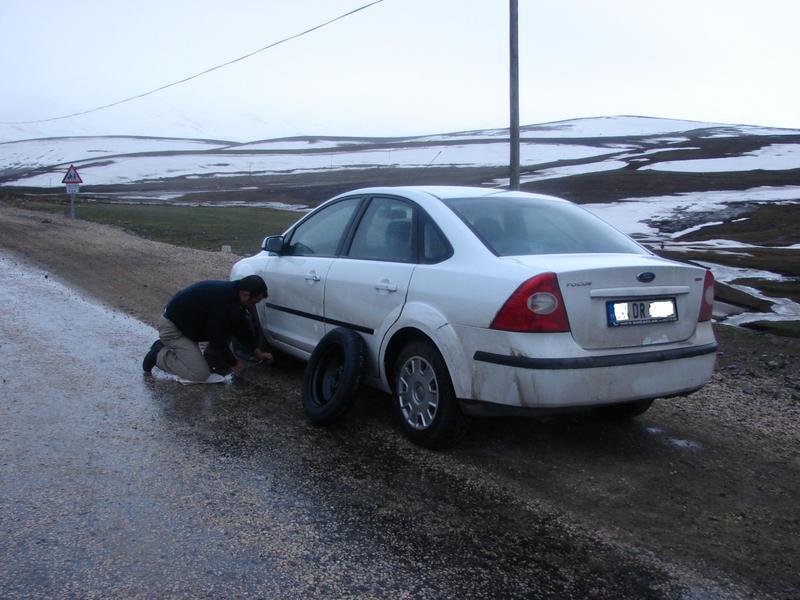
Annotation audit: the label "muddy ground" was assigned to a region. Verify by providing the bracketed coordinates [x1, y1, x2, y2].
[1, 205, 799, 598]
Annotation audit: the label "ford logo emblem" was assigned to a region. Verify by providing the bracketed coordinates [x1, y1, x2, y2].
[637, 272, 656, 283]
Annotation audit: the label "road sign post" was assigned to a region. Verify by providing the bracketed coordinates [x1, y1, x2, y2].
[62, 165, 83, 218]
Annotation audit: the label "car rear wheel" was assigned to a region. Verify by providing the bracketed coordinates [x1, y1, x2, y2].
[302, 328, 365, 425]
[595, 398, 654, 419]
[393, 340, 469, 448]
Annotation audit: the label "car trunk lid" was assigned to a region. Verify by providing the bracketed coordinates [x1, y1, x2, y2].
[503, 254, 707, 350]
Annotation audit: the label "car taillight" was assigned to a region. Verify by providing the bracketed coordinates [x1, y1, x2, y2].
[698, 269, 715, 322]
[490, 272, 570, 333]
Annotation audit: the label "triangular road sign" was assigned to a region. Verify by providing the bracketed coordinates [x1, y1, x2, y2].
[62, 165, 83, 184]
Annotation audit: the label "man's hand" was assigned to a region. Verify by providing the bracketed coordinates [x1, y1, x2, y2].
[254, 348, 274, 365]
[231, 359, 247, 375]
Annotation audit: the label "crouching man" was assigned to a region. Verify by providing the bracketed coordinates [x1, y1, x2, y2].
[142, 275, 273, 383]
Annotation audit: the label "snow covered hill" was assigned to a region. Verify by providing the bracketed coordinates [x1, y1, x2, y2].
[2, 116, 798, 193]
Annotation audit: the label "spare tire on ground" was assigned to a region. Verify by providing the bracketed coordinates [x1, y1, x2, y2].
[301, 327, 366, 425]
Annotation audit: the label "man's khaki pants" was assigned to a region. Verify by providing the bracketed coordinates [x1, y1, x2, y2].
[155, 316, 211, 382]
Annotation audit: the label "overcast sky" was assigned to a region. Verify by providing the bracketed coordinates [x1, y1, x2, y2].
[2, 0, 799, 142]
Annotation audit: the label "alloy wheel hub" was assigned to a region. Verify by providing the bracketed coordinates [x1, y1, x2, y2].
[398, 356, 439, 430]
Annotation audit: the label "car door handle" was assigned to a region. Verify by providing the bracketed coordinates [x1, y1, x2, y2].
[375, 279, 398, 293]
[305, 271, 321, 282]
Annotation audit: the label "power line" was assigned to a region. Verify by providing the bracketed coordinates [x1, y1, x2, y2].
[1, 0, 386, 125]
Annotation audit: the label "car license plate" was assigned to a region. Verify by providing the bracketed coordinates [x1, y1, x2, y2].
[607, 298, 678, 327]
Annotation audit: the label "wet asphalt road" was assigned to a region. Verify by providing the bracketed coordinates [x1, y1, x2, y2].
[0, 257, 760, 599]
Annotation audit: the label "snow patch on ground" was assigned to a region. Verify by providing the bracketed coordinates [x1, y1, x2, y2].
[642, 144, 800, 172]
[493, 159, 627, 186]
[697, 260, 800, 325]
[7, 142, 622, 187]
[585, 186, 800, 238]
[515, 116, 797, 138]
[0, 137, 227, 171]
[226, 139, 368, 151]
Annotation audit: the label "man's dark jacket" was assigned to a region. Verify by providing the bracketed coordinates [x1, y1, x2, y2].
[164, 280, 255, 368]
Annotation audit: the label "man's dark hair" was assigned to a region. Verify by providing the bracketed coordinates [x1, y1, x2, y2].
[237, 275, 268, 298]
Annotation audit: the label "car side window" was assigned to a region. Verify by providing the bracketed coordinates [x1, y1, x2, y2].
[286, 197, 361, 257]
[421, 218, 452, 263]
[348, 197, 414, 262]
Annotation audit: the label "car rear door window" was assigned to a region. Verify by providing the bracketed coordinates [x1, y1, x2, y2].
[347, 197, 415, 263]
[286, 197, 361, 257]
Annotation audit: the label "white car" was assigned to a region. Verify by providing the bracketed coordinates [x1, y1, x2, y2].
[231, 186, 717, 447]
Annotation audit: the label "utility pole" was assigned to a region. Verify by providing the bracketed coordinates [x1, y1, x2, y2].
[509, 0, 520, 190]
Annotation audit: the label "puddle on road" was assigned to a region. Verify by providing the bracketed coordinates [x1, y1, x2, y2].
[644, 426, 704, 451]
[0, 251, 235, 394]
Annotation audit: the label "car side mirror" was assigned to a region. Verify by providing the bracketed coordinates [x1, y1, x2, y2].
[262, 235, 285, 254]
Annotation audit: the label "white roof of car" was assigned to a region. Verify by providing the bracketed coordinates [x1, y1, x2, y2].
[341, 185, 567, 203]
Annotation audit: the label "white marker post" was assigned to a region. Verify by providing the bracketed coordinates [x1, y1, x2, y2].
[62, 165, 83, 218]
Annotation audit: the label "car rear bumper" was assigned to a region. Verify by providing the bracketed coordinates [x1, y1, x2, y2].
[473, 342, 718, 370]
[459, 384, 704, 417]
[452, 323, 717, 409]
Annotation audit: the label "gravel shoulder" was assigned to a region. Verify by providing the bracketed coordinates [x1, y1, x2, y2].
[2, 205, 798, 598]
[0, 205, 233, 325]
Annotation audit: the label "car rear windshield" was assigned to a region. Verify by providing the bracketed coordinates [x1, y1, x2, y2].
[443, 196, 647, 256]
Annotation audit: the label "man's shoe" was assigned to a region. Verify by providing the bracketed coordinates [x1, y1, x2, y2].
[178, 373, 227, 385]
[142, 340, 164, 373]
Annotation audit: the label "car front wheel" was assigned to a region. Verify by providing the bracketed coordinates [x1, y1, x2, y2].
[393, 340, 469, 448]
